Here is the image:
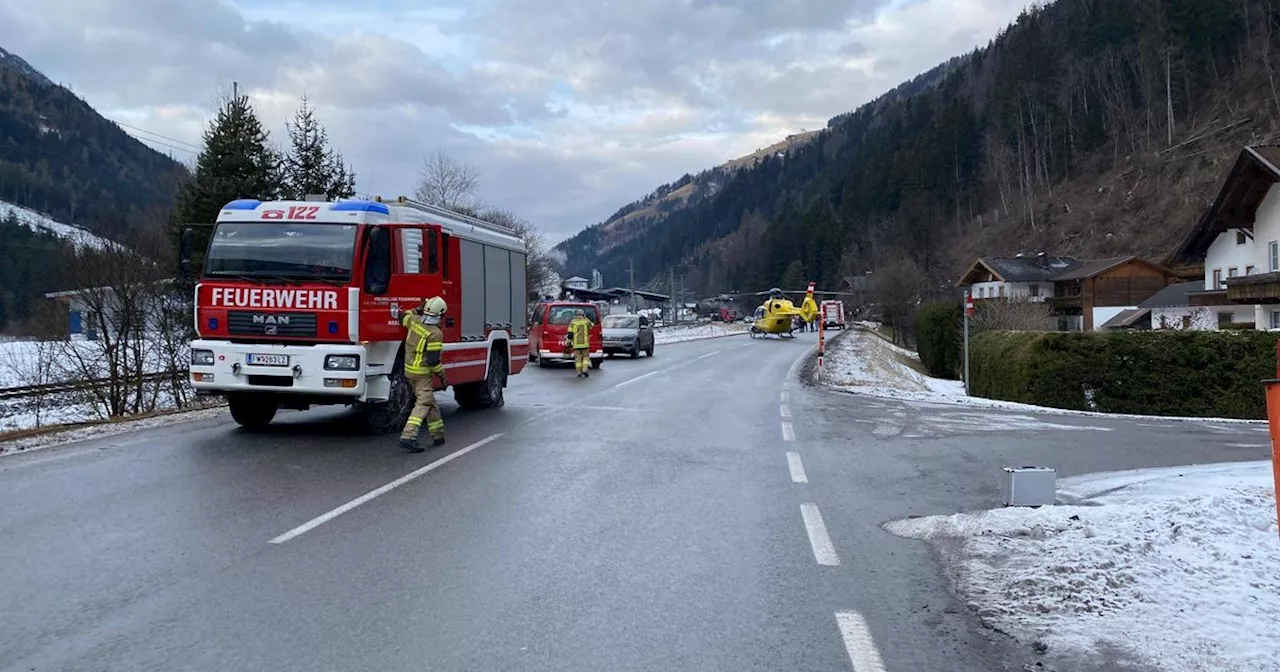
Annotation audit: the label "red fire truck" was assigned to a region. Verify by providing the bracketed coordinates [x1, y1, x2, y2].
[181, 196, 530, 431]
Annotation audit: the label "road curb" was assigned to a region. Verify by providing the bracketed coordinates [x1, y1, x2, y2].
[0, 400, 229, 455]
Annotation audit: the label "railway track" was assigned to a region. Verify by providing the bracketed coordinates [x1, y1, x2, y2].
[0, 370, 186, 401]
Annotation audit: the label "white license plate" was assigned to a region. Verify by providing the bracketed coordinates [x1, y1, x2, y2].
[246, 353, 289, 366]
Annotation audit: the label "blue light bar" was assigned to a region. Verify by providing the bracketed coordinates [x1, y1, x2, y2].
[330, 200, 390, 214]
[222, 199, 263, 210]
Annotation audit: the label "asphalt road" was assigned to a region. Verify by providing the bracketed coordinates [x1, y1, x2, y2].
[0, 331, 1270, 672]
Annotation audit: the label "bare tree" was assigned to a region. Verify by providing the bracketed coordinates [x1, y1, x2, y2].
[970, 297, 1056, 333]
[414, 148, 481, 211]
[2, 338, 61, 428]
[51, 244, 166, 419]
[872, 254, 927, 347]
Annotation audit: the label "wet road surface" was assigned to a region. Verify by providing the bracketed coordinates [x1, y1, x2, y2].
[0, 331, 1269, 671]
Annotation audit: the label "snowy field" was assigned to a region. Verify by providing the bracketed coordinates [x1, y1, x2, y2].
[886, 461, 1280, 671]
[818, 328, 1268, 425]
[0, 336, 195, 434]
[653, 321, 749, 344]
[1, 199, 117, 250]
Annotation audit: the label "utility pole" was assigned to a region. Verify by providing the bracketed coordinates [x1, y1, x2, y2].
[669, 268, 676, 325]
[628, 259, 636, 313]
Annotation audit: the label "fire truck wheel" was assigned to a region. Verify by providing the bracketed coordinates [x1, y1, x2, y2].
[590, 357, 602, 370]
[360, 352, 413, 433]
[456, 348, 507, 410]
[228, 393, 278, 430]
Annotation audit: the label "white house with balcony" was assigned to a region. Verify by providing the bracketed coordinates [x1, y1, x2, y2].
[1169, 145, 1280, 330]
[955, 253, 1078, 301]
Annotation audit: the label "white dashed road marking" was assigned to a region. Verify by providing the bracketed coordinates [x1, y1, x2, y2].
[781, 421, 795, 441]
[269, 433, 504, 544]
[835, 611, 887, 672]
[697, 350, 721, 359]
[781, 405, 791, 418]
[800, 503, 839, 566]
[613, 370, 659, 388]
[786, 452, 808, 483]
[780, 391, 789, 403]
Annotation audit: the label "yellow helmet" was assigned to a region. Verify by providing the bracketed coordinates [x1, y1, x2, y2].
[423, 296, 447, 316]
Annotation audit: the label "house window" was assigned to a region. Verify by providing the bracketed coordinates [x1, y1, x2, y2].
[1237, 230, 1247, 245]
[998, 285, 1005, 298]
[1272, 310, 1280, 330]
[1213, 269, 1223, 289]
[1228, 267, 1239, 278]
[1270, 241, 1279, 271]
[1029, 284, 1040, 297]
[1181, 315, 1192, 329]
[1248, 265, 1257, 275]
[1219, 312, 1233, 326]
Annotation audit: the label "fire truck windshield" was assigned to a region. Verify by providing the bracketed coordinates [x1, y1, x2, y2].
[204, 222, 358, 281]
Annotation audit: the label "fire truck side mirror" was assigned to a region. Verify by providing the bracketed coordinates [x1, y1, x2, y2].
[178, 227, 195, 278]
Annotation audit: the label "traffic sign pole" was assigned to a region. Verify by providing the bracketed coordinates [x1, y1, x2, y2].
[963, 291, 974, 396]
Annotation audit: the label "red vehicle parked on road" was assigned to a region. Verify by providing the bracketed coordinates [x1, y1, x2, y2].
[528, 301, 604, 369]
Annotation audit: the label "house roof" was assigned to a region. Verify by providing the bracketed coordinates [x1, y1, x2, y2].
[956, 256, 1079, 285]
[564, 276, 589, 282]
[1168, 145, 1280, 265]
[1138, 280, 1202, 308]
[1099, 308, 1151, 329]
[1050, 255, 1174, 281]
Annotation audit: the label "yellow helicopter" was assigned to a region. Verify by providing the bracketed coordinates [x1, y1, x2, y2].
[749, 282, 820, 338]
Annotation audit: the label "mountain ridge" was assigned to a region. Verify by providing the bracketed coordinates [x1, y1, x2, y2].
[553, 0, 1277, 299]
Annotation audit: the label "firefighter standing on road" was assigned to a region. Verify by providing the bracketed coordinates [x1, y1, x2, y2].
[398, 296, 448, 453]
[567, 308, 594, 377]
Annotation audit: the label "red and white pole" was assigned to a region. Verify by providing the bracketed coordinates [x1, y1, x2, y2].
[818, 313, 825, 368]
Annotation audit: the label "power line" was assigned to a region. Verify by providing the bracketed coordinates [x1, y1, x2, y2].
[108, 119, 202, 152]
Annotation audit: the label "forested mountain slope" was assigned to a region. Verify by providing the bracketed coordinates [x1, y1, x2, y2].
[556, 0, 1280, 296]
[0, 46, 188, 243]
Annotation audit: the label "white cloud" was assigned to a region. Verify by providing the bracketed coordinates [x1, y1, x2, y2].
[0, 0, 1032, 244]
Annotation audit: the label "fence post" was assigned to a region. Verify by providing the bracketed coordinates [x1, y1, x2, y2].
[963, 290, 974, 396]
[818, 316, 825, 369]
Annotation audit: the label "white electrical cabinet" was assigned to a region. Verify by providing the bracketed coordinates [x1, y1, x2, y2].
[1000, 466, 1057, 507]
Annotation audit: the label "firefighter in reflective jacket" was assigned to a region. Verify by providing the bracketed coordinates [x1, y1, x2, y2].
[398, 296, 448, 452]
[567, 308, 594, 377]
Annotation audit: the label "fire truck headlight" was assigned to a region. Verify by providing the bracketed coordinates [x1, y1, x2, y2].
[191, 349, 215, 366]
[324, 354, 360, 371]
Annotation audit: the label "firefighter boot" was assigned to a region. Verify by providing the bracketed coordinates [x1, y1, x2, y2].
[432, 436, 446, 447]
[399, 435, 425, 453]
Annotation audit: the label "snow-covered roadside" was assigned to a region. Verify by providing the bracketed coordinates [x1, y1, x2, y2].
[653, 322, 749, 345]
[0, 404, 228, 456]
[886, 461, 1280, 671]
[817, 328, 1268, 425]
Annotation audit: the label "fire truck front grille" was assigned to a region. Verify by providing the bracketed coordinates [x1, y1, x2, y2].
[226, 311, 318, 337]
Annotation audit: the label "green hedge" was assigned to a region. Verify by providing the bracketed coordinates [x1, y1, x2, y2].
[915, 300, 963, 379]
[969, 330, 1280, 419]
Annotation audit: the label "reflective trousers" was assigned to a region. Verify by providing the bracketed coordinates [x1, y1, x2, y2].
[573, 348, 590, 374]
[401, 371, 444, 440]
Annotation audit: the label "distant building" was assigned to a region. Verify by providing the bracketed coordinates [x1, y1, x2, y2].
[563, 276, 589, 291]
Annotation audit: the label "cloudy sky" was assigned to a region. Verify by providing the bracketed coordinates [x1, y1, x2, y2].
[0, 0, 1030, 244]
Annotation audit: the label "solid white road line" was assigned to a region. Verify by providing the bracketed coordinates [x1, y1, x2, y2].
[269, 433, 504, 544]
[696, 350, 721, 359]
[613, 370, 659, 388]
[835, 611, 887, 672]
[780, 391, 789, 404]
[780, 405, 791, 418]
[786, 452, 808, 483]
[800, 502, 840, 566]
[781, 421, 795, 441]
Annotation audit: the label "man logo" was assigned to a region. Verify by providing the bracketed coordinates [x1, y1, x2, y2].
[251, 314, 291, 325]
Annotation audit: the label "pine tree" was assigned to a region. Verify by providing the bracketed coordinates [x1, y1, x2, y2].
[169, 86, 283, 284]
[282, 95, 356, 200]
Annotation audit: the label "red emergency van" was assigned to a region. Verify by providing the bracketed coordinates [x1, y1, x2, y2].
[528, 301, 604, 368]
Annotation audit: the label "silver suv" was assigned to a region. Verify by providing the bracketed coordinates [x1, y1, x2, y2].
[601, 314, 655, 358]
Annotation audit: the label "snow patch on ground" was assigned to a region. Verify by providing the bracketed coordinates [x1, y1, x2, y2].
[886, 461, 1280, 671]
[1, 200, 117, 250]
[653, 322, 748, 344]
[818, 329, 1267, 425]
